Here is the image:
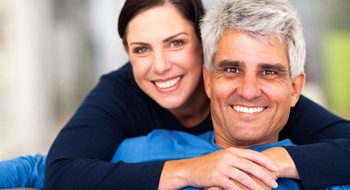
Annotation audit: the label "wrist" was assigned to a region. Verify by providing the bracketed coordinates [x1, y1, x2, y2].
[159, 160, 190, 190]
[262, 147, 300, 179]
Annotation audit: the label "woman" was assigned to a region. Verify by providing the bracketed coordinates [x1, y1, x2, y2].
[45, 0, 350, 189]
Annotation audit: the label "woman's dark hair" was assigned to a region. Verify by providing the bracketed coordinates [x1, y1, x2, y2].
[118, 0, 205, 48]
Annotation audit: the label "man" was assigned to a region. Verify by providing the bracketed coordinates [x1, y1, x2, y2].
[200, 0, 306, 185]
[111, 0, 347, 189]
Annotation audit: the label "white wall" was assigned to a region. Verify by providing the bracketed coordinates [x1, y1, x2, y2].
[0, 0, 132, 161]
[0, 0, 53, 159]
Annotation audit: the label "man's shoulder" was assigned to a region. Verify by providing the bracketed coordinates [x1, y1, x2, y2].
[122, 130, 214, 149]
[111, 130, 216, 163]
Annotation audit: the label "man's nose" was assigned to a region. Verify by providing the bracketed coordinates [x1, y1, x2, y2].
[237, 74, 261, 100]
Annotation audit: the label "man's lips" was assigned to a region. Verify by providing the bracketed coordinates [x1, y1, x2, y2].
[231, 105, 266, 113]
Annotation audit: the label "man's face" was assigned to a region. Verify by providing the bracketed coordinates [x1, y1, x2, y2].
[204, 30, 305, 149]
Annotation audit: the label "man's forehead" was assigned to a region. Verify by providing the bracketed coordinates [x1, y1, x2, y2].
[213, 31, 289, 68]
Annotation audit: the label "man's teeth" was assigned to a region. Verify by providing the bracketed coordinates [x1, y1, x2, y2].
[232, 106, 265, 113]
[155, 76, 181, 89]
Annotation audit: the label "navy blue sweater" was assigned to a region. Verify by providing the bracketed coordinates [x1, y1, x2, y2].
[45, 63, 350, 190]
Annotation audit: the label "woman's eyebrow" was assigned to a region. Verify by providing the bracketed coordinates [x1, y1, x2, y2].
[129, 32, 188, 46]
[163, 32, 188, 43]
[129, 41, 149, 46]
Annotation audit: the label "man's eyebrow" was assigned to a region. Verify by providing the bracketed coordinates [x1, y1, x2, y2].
[163, 32, 188, 43]
[217, 60, 242, 68]
[258, 63, 287, 71]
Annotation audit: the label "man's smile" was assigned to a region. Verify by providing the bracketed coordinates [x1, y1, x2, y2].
[231, 105, 266, 114]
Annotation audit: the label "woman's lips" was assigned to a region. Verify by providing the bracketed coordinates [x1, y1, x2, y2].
[153, 76, 182, 89]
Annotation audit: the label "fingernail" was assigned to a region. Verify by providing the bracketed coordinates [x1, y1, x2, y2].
[271, 180, 278, 188]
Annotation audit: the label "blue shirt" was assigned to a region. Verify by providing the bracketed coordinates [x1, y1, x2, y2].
[0, 154, 45, 189]
[111, 129, 349, 190]
[111, 130, 298, 189]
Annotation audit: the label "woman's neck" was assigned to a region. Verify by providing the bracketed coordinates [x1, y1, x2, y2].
[169, 83, 210, 128]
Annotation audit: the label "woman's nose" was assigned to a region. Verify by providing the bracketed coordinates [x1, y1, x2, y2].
[152, 51, 172, 74]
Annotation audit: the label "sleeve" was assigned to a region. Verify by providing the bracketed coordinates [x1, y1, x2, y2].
[281, 95, 350, 190]
[44, 69, 166, 190]
[0, 154, 45, 189]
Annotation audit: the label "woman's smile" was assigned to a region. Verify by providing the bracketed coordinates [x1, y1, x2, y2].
[153, 76, 182, 90]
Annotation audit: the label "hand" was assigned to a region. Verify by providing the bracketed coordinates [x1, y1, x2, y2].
[230, 167, 277, 190]
[158, 147, 279, 190]
[218, 147, 299, 190]
[205, 178, 273, 190]
[205, 171, 275, 190]
[261, 147, 300, 179]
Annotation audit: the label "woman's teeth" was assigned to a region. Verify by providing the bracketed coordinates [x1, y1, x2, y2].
[155, 76, 181, 89]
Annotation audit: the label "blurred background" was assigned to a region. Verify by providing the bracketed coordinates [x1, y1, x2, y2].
[0, 0, 350, 160]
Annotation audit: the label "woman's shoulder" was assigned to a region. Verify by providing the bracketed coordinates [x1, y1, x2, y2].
[95, 62, 142, 95]
[81, 61, 151, 112]
[101, 62, 134, 84]
[292, 95, 341, 120]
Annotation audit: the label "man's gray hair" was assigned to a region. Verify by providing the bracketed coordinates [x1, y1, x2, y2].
[200, 0, 306, 80]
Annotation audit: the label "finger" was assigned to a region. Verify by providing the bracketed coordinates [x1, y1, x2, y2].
[231, 148, 279, 172]
[217, 177, 242, 190]
[217, 151, 277, 188]
[231, 178, 270, 190]
[235, 158, 278, 188]
[205, 187, 224, 190]
[224, 167, 267, 190]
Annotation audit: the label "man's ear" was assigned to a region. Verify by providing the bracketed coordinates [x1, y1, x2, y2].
[203, 67, 212, 99]
[290, 72, 306, 107]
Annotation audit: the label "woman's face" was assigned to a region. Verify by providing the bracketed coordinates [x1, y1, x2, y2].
[125, 3, 204, 110]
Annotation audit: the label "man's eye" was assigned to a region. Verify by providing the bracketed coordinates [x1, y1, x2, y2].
[170, 40, 183, 47]
[226, 68, 238, 73]
[263, 70, 276, 75]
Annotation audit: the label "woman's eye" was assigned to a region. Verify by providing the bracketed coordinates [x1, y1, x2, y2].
[135, 47, 149, 53]
[170, 40, 183, 47]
